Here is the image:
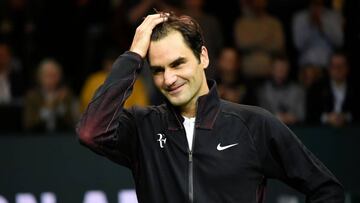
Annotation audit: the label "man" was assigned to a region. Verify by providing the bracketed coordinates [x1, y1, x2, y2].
[257, 55, 305, 125]
[77, 13, 344, 202]
[24, 58, 77, 132]
[292, 0, 343, 68]
[0, 42, 24, 104]
[319, 52, 358, 127]
[234, 0, 285, 79]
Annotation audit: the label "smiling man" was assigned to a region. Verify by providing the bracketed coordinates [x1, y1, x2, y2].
[77, 13, 344, 203]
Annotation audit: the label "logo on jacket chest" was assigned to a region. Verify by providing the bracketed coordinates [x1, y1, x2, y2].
[157, 133, 167, 148]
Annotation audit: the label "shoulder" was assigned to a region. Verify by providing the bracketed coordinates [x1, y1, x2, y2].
[218, 100, 290, 145]
[323, 8, 341, 18]
[288, 82, 304, 92]
[219, 100, 274, 125]
[265, 15, 282, 24]
[219, 100, 296, 146]
[293, 9, 308, 20]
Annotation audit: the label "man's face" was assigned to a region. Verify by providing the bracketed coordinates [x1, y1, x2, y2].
[218, 48, 238, 73]
[0, 44, 11, 71]
[148, 31, 209, 109]
[39, 62, 62, 91]
[329, 55, 348, 82]
[272, 60, 289, 83]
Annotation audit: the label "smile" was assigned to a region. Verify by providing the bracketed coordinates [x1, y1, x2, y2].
[167, 83, 185, 95]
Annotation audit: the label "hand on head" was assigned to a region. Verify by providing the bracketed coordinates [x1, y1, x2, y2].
[130, 13, 169, 58]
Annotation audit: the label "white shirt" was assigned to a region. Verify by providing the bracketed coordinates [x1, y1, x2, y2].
[183, 116, 196, 150]
[331, 80, 346, 113]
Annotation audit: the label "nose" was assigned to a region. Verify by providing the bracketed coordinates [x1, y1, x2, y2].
[163, 68, 177, 87]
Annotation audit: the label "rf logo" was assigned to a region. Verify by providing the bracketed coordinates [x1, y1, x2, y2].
[157, 133, 167, 148]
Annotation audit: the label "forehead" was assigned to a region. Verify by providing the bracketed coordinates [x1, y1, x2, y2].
[148, 31, 194, 66]
[332, 55, 346, 63]
[40, 62, 61, 75]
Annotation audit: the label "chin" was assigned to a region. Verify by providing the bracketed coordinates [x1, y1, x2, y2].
[166, 96, 188, 107]
[168, 99, 185, 107]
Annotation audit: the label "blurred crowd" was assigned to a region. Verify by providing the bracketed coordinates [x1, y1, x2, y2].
[0, 0, 359, 133]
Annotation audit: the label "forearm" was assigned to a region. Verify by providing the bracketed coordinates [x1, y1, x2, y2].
[76, 51, 143, 149]
[77, 13, 166, 166]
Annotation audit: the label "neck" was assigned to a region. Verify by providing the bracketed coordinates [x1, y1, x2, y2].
[254, 9, 266, 17]
[333, 79, 346, 86]
[180, 79, 209, 118]
[181, 103, 197, 118]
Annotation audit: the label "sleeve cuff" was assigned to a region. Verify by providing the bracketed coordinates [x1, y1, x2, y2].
[124, 51, 143, 61]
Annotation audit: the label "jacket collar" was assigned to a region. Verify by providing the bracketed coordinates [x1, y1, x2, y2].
[166, 80, 221, 131]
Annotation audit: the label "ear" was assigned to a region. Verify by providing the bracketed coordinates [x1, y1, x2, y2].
[200, 46, 209, 69]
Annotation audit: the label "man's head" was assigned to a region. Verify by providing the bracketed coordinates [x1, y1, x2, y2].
[271, 55, 290, 85]
[149, 13, 205, 63]
[217, 47, 240, 73]
[148, 13, 209, 113]
[0, 43, 12, 73]
[37, 58, 63, 91]
[216, 47, 240, 83]
[329, 51, 349, 83]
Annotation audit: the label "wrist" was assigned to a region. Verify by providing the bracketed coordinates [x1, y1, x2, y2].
[126, 51, 144, 61]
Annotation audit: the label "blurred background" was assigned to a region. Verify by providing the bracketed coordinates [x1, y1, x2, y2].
[0, 0, 359, 202]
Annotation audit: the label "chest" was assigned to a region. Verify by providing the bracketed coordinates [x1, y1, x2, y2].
[138, 116, 261, 181]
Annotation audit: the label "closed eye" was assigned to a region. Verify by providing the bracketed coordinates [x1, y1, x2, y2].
[169, 57, 187, 68]
[151, 67, 164, 75]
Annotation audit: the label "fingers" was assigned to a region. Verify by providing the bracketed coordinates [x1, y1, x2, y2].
[139, 13, 168, 31]
[129, 13, 169, 58]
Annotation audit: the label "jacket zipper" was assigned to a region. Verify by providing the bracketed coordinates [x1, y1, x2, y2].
[188, 150, 194, 203]
[184, 101, 198, 203]
[188, 123, 196, 203]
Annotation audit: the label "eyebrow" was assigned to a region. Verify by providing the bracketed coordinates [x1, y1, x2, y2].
[150, 57, 187, 70]
[169, 57, 186, 67]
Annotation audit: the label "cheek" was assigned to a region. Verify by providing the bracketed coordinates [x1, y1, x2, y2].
[153, 75, 164, 89]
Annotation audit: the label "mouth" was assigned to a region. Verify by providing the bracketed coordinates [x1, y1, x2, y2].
[167, 83, 185, 95]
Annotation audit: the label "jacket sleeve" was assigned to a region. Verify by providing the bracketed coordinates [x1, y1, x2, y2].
[253, 111, 345, 202]
[76, 51, 143, 169]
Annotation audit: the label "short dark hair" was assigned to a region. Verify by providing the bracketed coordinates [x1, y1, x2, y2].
[150, 12, 205, 62]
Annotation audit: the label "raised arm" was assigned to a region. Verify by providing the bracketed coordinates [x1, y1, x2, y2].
[76, 14, 168, 168]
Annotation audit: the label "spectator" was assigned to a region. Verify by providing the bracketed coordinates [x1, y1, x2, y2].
[182, 0, 224, 78]
[215, 47, 254, 104]
[299, 64, 324, 124]
[23, 59, 77, 132]
[319, 51, 358, 127]
[80, 51, 150, 113]
[234, 0, 285, 81]
[299, 64, 323, 89]
[257, 55, 305, 125]
[292, 0, 343, 68]
[0, 42, 24, 104]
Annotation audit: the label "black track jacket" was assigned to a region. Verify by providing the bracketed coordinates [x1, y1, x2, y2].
[77, 51, 344, 203]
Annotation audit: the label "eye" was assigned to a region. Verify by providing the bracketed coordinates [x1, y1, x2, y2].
[169, 57, 187, 69]
[151, 67, 164, 75]
[172, 63, 183, 69]
[171, 61, 185, 69]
